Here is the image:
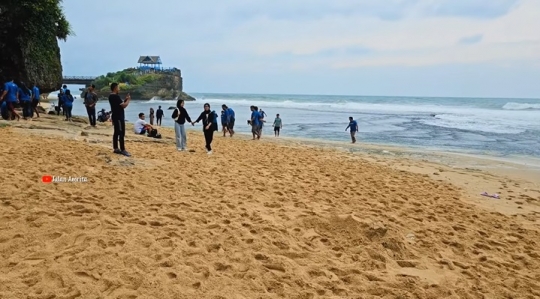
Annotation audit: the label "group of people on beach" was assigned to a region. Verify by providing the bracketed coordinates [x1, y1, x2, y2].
[0, 79, 41, 121]
[106, 81, 287, 157]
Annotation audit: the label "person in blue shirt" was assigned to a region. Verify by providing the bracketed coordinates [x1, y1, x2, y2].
[63, 89, 75, 121]
[0, 101, 8, 120]
[345, 116, 359, 144]
[18, 82, 32, 120]
[31, 83, 40, 118]
[222, 104, 235, 137]
[250, 105, 261, 140]
[0, 79, 21, 121]
[220, 109, 229, 137]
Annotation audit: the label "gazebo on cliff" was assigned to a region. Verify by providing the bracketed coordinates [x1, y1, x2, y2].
[137, 56, 163, 72]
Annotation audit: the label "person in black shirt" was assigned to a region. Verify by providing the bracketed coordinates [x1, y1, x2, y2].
[192, 103, 218, 154]
[156, 106, 164, 126]
[108, 82, 131, 156]
[171, 100, 192, 151]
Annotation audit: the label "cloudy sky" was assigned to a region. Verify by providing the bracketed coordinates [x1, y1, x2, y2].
[59, 0, 540, 98]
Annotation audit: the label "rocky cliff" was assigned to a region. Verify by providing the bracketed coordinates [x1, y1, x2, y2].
[0, 1, 71, 92]
[89, 68, 196, 101]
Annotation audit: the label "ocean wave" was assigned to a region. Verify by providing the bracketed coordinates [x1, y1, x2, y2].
[502, 102, 540, 110]
[146, 96, 177, 104]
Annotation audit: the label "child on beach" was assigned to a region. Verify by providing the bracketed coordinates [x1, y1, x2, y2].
[345, 116, 358, 144]
[273, 114, 282, 137]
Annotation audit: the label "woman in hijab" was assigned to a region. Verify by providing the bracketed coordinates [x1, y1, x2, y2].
[192, 103, 218, 154]
[171, 99, 192, 151]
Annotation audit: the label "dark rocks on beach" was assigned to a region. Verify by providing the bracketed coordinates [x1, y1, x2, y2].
[168, 106, 176, 110]
[47, 111, 56, 115]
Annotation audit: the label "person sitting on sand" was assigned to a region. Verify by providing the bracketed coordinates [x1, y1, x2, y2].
[345, 116, 358, 144]
[273, 114, 282, 137]
[134, 112, 154, 135]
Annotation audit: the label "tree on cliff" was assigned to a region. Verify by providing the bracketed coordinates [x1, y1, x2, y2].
[0, 0, 72, 92]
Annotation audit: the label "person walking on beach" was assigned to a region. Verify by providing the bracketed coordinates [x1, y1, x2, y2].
[56, 89, 64, 116]
[31, 83, 40, 118]
[345, 116, 358, 144]
[221, 110, 229, 137]
[17, 82, 32, 120]
[222, 104, 235, 137]
[0, 79, 20, 121]
[172, 99, 192, 151]
[109, 82, 132, 157]
[63, 89, 74, 122]
[84, 84, 98, 127]
[192, 103, 217, 154]
[149, 107, 155, 125]
[250, 106, 261, 140]
[156, 106, 164, 126]
[273, 114, 282, 137]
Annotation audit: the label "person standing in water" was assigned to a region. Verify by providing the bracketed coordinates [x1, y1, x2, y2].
[108, 82, 132, 156]
[192, 103, 218, 154]
[345, 116, 358, 144]
[171, 99, 192, 151]
[156, 106, 164, 126]
[273, 114, 282, 137]
[149, 107, 155, 125]
[31, 83, 40, 118]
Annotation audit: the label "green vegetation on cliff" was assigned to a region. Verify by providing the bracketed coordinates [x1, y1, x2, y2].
[91, 68, 195, 101]
[0, 0, 72, 92]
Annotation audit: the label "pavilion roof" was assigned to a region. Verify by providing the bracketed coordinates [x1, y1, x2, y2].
[137, 56, 162, 64]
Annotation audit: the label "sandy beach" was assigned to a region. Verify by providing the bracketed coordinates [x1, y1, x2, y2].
[1, 114, 539, 298]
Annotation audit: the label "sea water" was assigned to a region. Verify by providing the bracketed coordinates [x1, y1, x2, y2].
[67, 93, 540, 157]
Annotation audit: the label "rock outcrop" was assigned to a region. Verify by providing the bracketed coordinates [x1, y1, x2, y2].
[89, 68, 196, 101]
[0, 1, 70, 92]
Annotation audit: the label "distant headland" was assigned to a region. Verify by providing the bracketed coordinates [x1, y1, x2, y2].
[81, 56, 195, 101]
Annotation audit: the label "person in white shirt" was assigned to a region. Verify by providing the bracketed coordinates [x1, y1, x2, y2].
[134, 112, 153, 134]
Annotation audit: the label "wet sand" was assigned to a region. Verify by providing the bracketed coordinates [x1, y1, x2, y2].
[1, 114, 539, 298]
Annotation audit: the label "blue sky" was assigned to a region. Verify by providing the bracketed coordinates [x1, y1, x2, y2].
[59, 0, 540, 98]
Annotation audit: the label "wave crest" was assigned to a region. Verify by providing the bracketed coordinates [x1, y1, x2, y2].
[502, 102, 540, 110]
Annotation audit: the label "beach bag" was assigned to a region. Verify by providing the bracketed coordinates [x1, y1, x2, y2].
[148, 128, 158, 137]
[172, 108, 180, 121]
